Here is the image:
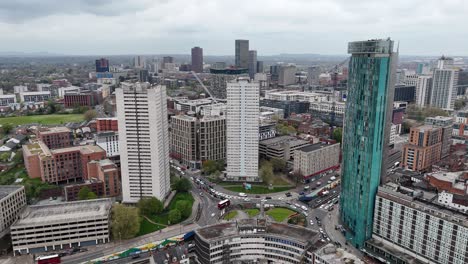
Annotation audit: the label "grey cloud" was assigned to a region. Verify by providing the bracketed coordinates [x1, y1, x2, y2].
[0, 0, 153, 23]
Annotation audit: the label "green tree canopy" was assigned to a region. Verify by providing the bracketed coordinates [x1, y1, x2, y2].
[270, 158, 286, 173]
[111, 204, 140, 240]
[168, 209, 182, 224]
[260, 160, 274, 185]
[202, 160, 224, 175]
[172, 177, 192, 192]
[0, 152, 10, 162]
[1, 123, 13, 135]
[137, 196, 163, 217]
[332, 127, 343, 144]
[84, 109, 97, 121]
[78, 186, 93, 200]
[175, 200, 192, 219]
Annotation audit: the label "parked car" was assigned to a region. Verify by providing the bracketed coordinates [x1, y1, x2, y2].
[239, 192, 247, 197]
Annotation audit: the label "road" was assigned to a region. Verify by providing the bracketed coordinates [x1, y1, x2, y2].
[62, 164, 350, 264]
[61, 223, 198, 264]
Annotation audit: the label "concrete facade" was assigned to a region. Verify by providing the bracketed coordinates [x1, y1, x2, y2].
[11, 199, 112, 255]
[293, 143, 340, 178]
[402, 125, 442, 171]
[117, 82, 170, 202]
[226, 79, 259, 182]
[0, 186, 26, 238]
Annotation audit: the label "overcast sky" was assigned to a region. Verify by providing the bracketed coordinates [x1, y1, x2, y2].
[0, 0, 467, 56]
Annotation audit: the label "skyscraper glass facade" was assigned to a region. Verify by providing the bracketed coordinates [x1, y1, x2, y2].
[340, 39, 396, 248]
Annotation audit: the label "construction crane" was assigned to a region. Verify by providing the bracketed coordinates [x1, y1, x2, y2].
[191, 71, 218, 104]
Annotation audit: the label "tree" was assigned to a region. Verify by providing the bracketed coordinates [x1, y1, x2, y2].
[291, 170, 304, 187]
[77, 186, 98, 200]
[84, 109, 97, 121]
[1, 123, 13, 135]
[332, 128, 343, 144]
[454, 99, 466, 110]
[270, 158, 286, 173]
[175, 200, 192, 219]
[0, 152, 10, 162]
[168, 209, 182, 224]
[111, 204, 140, 240]
[173, 177, 192, 192]
[202, 160, 224, 175]
[260, 160, 274, 185]
[137, 197, 163, 217]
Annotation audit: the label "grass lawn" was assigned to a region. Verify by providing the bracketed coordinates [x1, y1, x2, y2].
[137, 217, 165, 236]
[224, 210, 238, 220]
[0, 114, 84, 126]
[138, 192, 194, 236]
[244, 208, 260, 217]
[223, 185, 293, 194]
[0, 165, 25, 185]
[266, 208, 296, 222]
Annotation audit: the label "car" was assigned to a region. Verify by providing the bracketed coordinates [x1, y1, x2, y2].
[244, 198, 251, 202]
[301, 206, 308, 211]
[294, 203, 301, 208]
[319, 228, 324, 232]
[303, 212, 308, 217]
[289, 205, 297, 209]
[190, 177, 194, 181]
[255, 195, 261, 198]
[330, 176, 336, 181]
[309, 220, 314, 225]
[286, 201, 292, 205]
[199, 192, 204, 197]
[131, 254, 141, 259]
[265, 196, 272, 200]
[239, 192, 247, 197]
[317, 221, 322, 227]
[299, 191, 305, 195]
[316, 181, 322, 186]
[327, 180, 332, 184]
[211, 213, 216, 217]
[328, 206, 334, 211]
[261, 199, 267, 203]
[285, 192, 292, 197]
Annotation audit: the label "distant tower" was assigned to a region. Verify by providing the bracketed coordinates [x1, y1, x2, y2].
[248, 50, 257, 79]
[340, 39, 397, 248]
[116, 82, 171, 202]
[430, 56, 459, 110]
[226, 79, 259, 182]
[191, 47, 203, 73]
[95, 58, 109, 72]
[235, 40, 249, 68]
[307, 66, 320, 87]
[134, 56, 146, 69]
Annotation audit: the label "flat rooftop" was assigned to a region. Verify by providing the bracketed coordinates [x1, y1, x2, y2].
[196, 219, 319, 244]
[0, 186, 23, 200]
[52, 144, 104, 155]
[13, 198, 112, 227]
[260, 136, 308, 148]
[298, 142, 337, 153]
[38, 126, 71, 134]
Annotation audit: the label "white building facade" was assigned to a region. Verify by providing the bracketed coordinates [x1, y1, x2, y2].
[0, 186, 27, 238]
[430, 68, 459, 110]
[117, 82, 170, 202]
[226, 79, 259, 182]
[95, 132, 119, 157]
[415, 75, 432, 107]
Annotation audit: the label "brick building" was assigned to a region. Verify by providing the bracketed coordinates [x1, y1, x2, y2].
[64, 180, 104, 201]
[23, 141, 106, 184]
[64, 91, 100, 108]
[87, 159, 121, 197]
[36, 127, 73, 149]
[402, 125, 442, 171]
[96, 118, 118, 132]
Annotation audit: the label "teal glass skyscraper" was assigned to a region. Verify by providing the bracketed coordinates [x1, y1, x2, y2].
[340, 39, 397, 248]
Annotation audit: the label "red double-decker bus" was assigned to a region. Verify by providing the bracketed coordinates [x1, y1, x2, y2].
[36, 254, 61, 264]
[218, 199, 230, 210]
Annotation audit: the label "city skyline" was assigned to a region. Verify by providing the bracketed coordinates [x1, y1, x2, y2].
[1, 1, 468, 56]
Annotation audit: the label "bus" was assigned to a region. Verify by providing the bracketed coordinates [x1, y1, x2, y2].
[36, 254, 61, 264]
[218, 199, 230, 209]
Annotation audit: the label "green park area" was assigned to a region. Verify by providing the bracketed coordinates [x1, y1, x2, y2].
[244, 208, 260, 217]
[266, 207, 296, 222]
[223, 210, 238, 220]
[0, 114, 84, 126]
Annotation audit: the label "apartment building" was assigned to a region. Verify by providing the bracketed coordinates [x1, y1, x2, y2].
[294, 143, 340, 178]
[116, 82, 170, 202]
[364, 183, 468, 264]
[0, 186, 27, 238]
[402, 125, 442, 171]
[259, 135, 310, 161]
[87, 159, 121, 197]
[425, 116, 453, 158]
[19, 91, 51, 103]
[95, 131, 119, 158]
[96, 118, 118, 132]
[36, 127, 73, 149]
[23, 141, 106, 184]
